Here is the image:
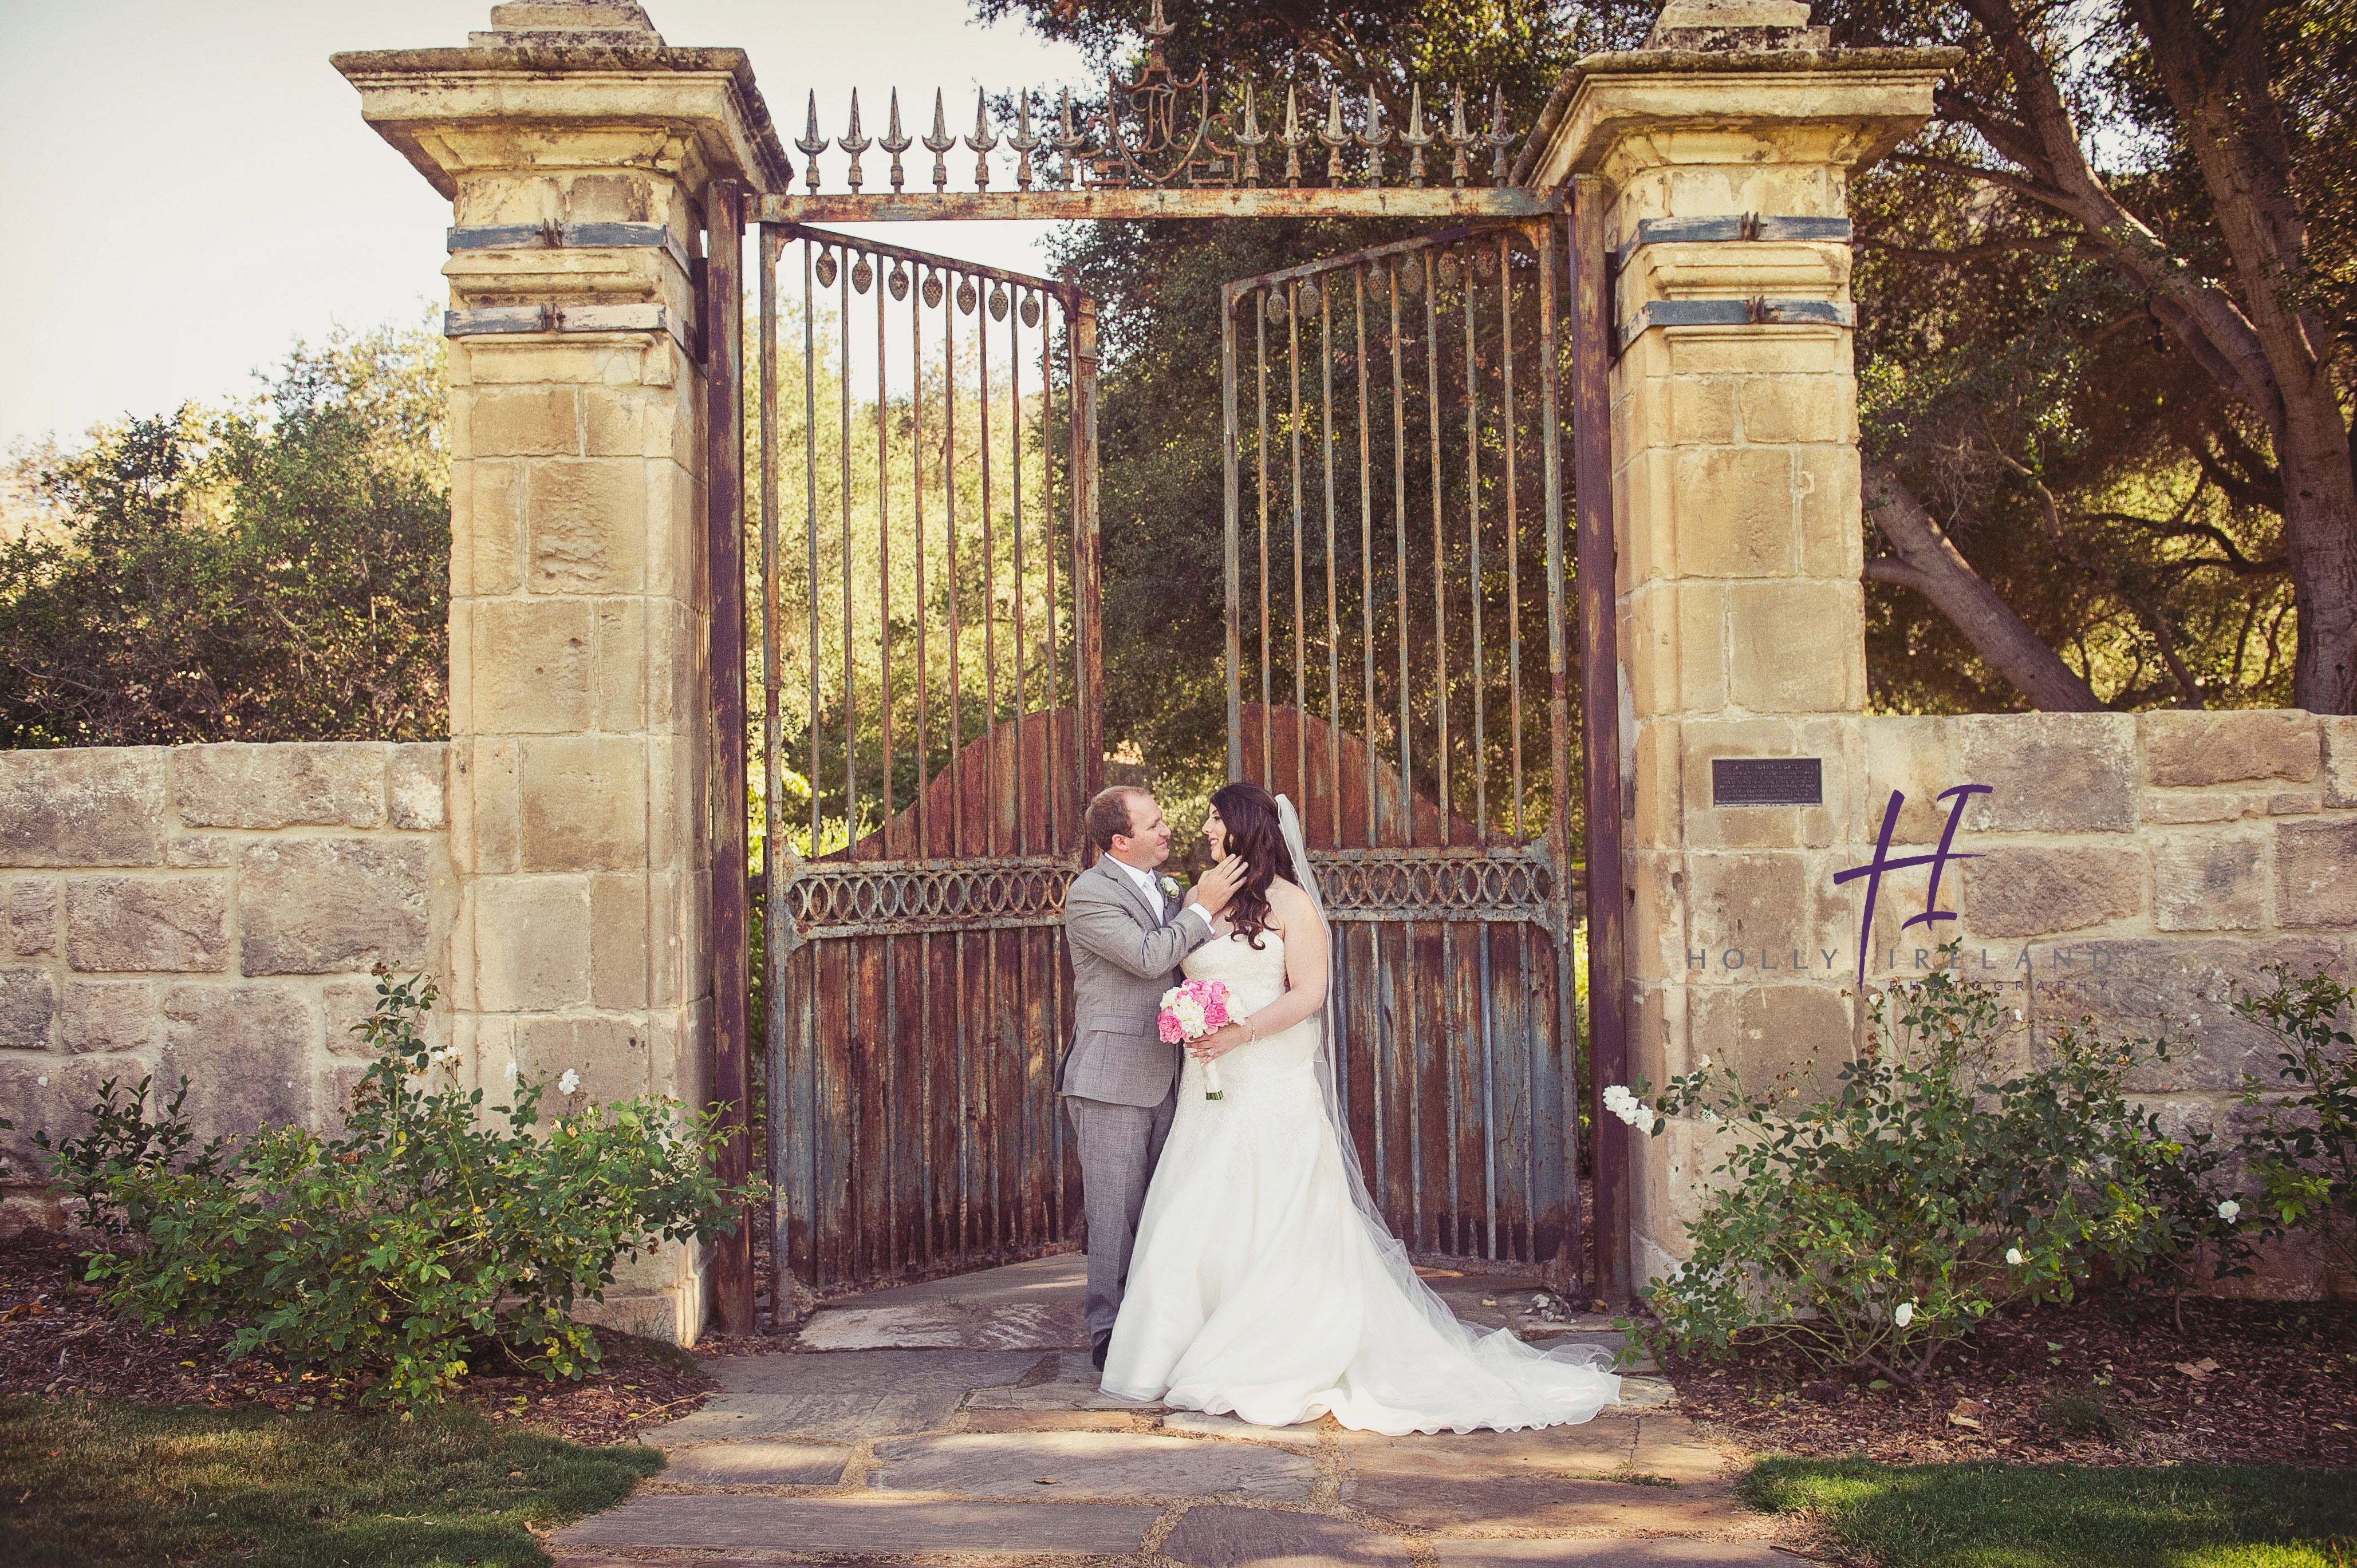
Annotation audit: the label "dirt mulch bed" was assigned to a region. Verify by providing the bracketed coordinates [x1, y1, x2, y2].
[0, 1230, 718, 1445]
[1650, 1292, 2357, 1470]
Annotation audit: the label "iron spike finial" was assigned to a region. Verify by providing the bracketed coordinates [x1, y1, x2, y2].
[1356, 82, 1390, 188]
[840, 89, 872, 193]
[1234, 80, 1268, 188]
[1143, 0, 1174, 41]
[1318, 87, 1350, 185]
[1445, 86, 1475, 188]
[1398, 82, 1433, 188]
[1051, 86, 1089, 188]
[796, 89, 829, 192]
[1485, 85, 1518, 187]
[921, 88, 956, 192]
[1280, 84, 1308, 187]
[881, 88, 913, 193]
[964, 87, 999, 190]
[1007, 89, 1041, 189]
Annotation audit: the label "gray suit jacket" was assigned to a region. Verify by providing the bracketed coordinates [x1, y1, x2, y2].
[1058, 856, 1215, 1107]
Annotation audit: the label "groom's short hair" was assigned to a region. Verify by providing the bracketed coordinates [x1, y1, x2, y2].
[1087, 785, 1150, 855]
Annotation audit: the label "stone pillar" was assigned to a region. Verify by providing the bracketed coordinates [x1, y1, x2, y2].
[336, 1, 787, 1342]
[1526, 5, 1954, 1286]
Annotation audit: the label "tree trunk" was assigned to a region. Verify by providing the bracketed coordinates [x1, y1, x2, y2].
[1863, 464, 2104, 712]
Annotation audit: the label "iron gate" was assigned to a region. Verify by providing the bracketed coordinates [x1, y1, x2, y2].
[758, 223, 1102, 1297]
[1219, 219, 1586, 1284]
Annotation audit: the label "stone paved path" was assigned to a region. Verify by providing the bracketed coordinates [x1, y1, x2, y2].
[552, 1255, 1789, 1567]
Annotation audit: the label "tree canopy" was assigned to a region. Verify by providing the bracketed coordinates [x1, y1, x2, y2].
[0, 322, 450, 747]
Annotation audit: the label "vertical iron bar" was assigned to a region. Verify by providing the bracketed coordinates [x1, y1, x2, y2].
[1042, 297, 1062, 850]
[1425, 248, 1448, 834]
[980, 291, 998, 857]
[1466, 243, 1487, 844]
[1224, 284, 1243, 781]
[1479, 921, 1496, 1260]
[1074, 297, 1105, 797]
[1257, 291, 1272, 789]
[839, 253, 857, 859]
[1289, 279, 1306, 813]
[1390, 262, 1411, 849]
[944, 275, 963, 860]
[877, 255, 893, 851]
[1502, 231, 1526, 843]
[1320, 273, 1342, 847]
[704, 180, 753, 1334]
[1011, 293, 1027, 855]
[913, 264, 930, 858]
[1356, 265, 1376, 851]
[806, 240, 821, 858]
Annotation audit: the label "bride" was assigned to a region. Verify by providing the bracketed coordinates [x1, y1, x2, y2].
[1099, 781, 1621, 1434]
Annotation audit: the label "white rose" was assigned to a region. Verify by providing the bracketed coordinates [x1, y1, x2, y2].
[558, 1068, 582, 1096]
[2217, 1199, 2241, 1222]
[2005, 1247, 2024, 1266]
[1696, 1055, 1710, 1070]
[1160, 875, 1181, 897]
[1894, 1301, 1915, 1328]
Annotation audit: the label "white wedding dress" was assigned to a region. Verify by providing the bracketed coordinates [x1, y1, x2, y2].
[1100, 918, 1622, 1434]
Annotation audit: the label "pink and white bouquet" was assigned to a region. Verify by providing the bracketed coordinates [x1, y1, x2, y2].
[1158, 978, 1232, 1100]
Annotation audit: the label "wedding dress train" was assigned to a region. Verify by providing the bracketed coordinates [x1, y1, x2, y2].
[1099, 925, 1621, 1434]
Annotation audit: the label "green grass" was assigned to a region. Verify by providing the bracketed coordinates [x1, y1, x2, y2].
[1744, 1458, 2357, 1568]
[0, 1394, 661, 1567]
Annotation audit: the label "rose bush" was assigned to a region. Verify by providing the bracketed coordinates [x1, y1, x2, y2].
[34, 968, 756, 1408]
[1613, 950, 2244, 1385]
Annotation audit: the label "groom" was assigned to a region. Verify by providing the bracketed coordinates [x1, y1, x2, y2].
[1059, 785, 1249, 1370]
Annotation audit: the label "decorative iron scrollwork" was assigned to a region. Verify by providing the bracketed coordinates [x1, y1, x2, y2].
[785, 856, 1081, 937]
[1306, 846, 1563, 927]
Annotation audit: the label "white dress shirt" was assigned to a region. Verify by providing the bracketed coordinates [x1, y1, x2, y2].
[1107, 855, 1216, 933]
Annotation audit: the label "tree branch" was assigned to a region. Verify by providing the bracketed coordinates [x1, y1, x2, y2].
[1862, 463, 2104, 712]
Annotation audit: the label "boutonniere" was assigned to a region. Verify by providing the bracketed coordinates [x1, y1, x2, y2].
[1160, 875, 1181, 899]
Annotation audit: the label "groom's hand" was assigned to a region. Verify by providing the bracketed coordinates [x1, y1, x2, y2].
[1193, 854, 1250, 919]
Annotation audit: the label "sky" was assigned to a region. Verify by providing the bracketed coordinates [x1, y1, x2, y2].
[0, 0, 1096, 451]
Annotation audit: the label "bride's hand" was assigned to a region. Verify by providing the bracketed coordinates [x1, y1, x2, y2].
[1188, 1022, 1250, 1061]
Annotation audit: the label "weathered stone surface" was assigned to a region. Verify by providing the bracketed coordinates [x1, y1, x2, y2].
[2031, 938, 2346, 1092]
[1688, 982, 1854, 1102]
[518, 737, 649, 872]
[1960, 846, 2145, 938]
[173, 742, 387, 830]
[656, 1440, 852, 1487]
[527, 459, 645, 594]
[160, 983, 318, 1140]
[60, 980, 157, 1053]
[2145, 710, 2320, 788]
[1433, 1543, 1795, 1566]
[1630, 1415, 1731, 1485]
[1162, 1506, 1412, 1566]
[2325, 717, 2357, 808]
[0, 1054, 120, 1167]
[515, 1013, 648, 1103]
[868, 1431, 1315, 1502]
[65, 876, 229, 973]
[551, 1495, 1158, 1555]
[238, 839, 435, 975]
[0, 748, 167, 867]
[6, 878, 57, 955]
[2151, 831, 2267, 931]
[1334, 1418, 1640, 1478]
[2275, 819, 2357, 928]
[0, 967, 57, 1050]
[470, 875, 593, 1010]
[801, 1298, 1090, 1353]
[1954, 714, 2137, 832]
[1344, 1471, 1749, 1533]
[166, 835, 235, 868]
[388, 742, 448, 831]
[1157, 1412, 1304, 1443]
[648, 1349, 1048, 1445]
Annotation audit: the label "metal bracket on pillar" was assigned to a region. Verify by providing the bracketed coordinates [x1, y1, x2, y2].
[1615, 297, 1855, 351]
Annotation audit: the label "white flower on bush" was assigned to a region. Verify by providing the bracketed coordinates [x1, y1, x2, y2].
[1893, 1301, 1917, 1328]
[504, 1061, 519, 1083]
[2005, 1246, 2025, 1266]
[2217, 1199, 2241, 1222]
[1696, 1055, 1710, 1070]
[1601, 1084, 1648, 1127]
[558, 1068, 582, 1096]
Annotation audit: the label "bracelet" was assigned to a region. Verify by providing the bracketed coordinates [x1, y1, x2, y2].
[1242, 1016, 1259, 1043]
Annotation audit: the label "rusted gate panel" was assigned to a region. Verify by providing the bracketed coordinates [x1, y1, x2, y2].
[1221, 219, 1586, 1285]
[760, 222, 1098, 1298]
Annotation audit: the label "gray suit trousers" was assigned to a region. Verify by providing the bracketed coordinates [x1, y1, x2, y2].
[1064, 1087, 1178, 1340]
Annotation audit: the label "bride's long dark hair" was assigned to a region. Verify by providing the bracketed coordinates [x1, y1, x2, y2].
[1207, 782, 1294, 949]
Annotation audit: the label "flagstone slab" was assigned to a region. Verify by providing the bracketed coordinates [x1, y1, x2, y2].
[964, 1349, 1162, 1412]
[870, 1430, 1319, 1501]
[798, 1299, 1089, 1352]
[1161, 1504, 1414, 1566]
[654, 1439, 853, 1487]
[1334, 1416, 1641, 1474]
[1612, 1376, 1677, 1408]
[1630, 1416, 1734, 1486]
[551, 1495, 1159, 1555]
[649, 1349, 1048, 1445]
[1158, 1409, 1321, 1445]
[1345, 1472, 1753, 1533]
[1432, 1542, 1795, 1566]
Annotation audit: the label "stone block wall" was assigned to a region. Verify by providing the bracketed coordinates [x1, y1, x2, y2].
[0, 742, 454, 1224]
[1635, 708, 2356, 1298]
